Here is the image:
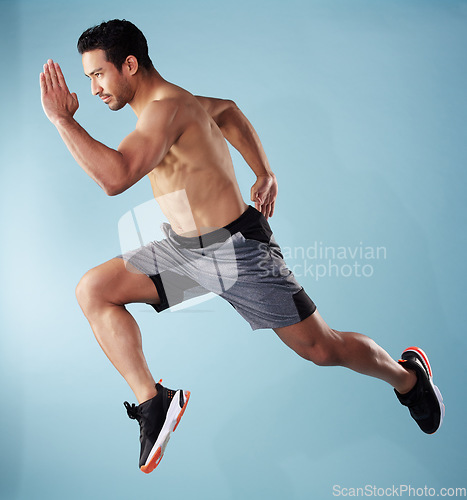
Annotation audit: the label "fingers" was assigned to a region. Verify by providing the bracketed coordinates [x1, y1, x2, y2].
[39, 71, 47, 94]
[40, 59, 79, 122]
[42, 62, 53, 91]
[258, 197, 275, 219]
[42, 59, 67, 90]
[250, 176, 277, 218]
[54, 62, 70, 91]
[49, 60, 61, 88]
[254, 197, 273, 219]
[44, 61, 55, 89]
[262, 202, 272, 219]
[252, 191, 269, 218]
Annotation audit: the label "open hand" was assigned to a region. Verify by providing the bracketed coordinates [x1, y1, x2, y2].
[250, 173, 278, 219]
[40, 59, 79, 125]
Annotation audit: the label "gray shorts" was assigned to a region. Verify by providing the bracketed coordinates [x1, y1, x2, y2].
[117, 206, 316, 330]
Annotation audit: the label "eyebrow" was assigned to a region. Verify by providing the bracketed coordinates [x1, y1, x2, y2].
[85, 67, 103, 78]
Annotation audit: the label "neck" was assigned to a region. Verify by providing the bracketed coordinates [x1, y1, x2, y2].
[129, 68, 165, 117]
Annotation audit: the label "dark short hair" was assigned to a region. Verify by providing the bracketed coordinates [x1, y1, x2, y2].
[77, 19, 153, 72]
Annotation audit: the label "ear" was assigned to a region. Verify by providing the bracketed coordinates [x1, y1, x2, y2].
[124, 55, 139, 76]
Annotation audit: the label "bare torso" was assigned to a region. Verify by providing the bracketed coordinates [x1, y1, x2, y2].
[143, 82, 247, 236]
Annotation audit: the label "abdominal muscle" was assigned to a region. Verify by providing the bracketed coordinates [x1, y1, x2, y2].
[147, 164, 247, 237]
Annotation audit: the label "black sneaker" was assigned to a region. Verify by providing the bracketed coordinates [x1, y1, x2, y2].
[124, 381, 190, 473]
[394, 346, 444, 434]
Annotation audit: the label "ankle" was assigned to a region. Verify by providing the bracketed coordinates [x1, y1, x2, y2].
[136, 385, 158, 405]
[395, 367, 418, 394]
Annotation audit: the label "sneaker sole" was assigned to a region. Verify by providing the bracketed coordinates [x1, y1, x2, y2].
[402, 346, 445, 433]
[141, 390, 191, 474]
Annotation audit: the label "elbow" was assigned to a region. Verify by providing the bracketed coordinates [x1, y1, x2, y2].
[101, 154, 130, 196]
[224, 99, 237, 109]
[216, 100, 240, 130]
[104, 187, 120, 197]
[222, 99, 239, 114]
[102, 180, 127, 197]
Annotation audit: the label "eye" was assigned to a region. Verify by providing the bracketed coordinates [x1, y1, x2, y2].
[95, 73, 102, 78]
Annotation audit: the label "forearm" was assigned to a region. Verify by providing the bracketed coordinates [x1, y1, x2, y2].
[54, 117, 126, 195]
[218, 105, 274, 178]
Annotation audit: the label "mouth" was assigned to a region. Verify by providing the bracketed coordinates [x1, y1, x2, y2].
[100, 95, 111, 103]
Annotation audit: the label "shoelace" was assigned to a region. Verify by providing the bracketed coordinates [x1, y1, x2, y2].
[124, 401, 140, 420]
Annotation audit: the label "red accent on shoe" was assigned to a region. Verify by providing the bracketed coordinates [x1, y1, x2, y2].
[402, 346, 433, 378]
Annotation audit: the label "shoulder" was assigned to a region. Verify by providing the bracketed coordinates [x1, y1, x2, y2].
[138, 98, 180, 124]
[134, 99, 189, 142]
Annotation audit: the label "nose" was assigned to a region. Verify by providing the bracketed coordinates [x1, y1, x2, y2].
[91, 78, 103, 96]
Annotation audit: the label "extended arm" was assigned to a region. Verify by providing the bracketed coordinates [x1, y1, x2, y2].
[40, 60, 179, 196]
[196, 96, 277, 218]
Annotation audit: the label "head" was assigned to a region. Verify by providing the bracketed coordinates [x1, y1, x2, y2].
[77, 19, 153, 110]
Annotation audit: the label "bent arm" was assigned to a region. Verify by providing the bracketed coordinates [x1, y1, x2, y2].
[196, 95, 277, 218]
[40, 60, 180, 196]
[52, 118, 127, 195]
[52, 115, 177, 196]
[196, 96, 273, 178]
[50, 103, 180, 196]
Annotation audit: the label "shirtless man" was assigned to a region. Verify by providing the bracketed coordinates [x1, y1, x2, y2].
[40, 20, 444, 474]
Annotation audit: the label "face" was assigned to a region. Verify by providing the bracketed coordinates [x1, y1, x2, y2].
[82, 49, 133, 111]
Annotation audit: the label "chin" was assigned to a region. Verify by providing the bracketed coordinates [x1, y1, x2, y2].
[109, 100, 126, 111]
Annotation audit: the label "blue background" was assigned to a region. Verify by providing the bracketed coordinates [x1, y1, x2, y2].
[1, 0, 466, 498]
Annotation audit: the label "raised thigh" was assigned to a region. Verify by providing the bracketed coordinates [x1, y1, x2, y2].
[77, 257, 160, 307]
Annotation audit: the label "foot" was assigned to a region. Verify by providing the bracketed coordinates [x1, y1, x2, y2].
[124, 381, 190, 473]
[394, 347, 445, 434]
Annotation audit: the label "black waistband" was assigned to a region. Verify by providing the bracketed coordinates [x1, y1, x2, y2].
[169, 205, 261, 248]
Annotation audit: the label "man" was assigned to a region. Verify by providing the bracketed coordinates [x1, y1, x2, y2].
[40, 19, 444, 474]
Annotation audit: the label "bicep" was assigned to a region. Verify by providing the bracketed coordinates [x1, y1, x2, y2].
[118, 129, 165, 182]
[117, 102, 181, 188]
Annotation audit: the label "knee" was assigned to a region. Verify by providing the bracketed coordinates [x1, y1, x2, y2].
[75, 268, 106, 314]
[300, 329, 342, 367]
